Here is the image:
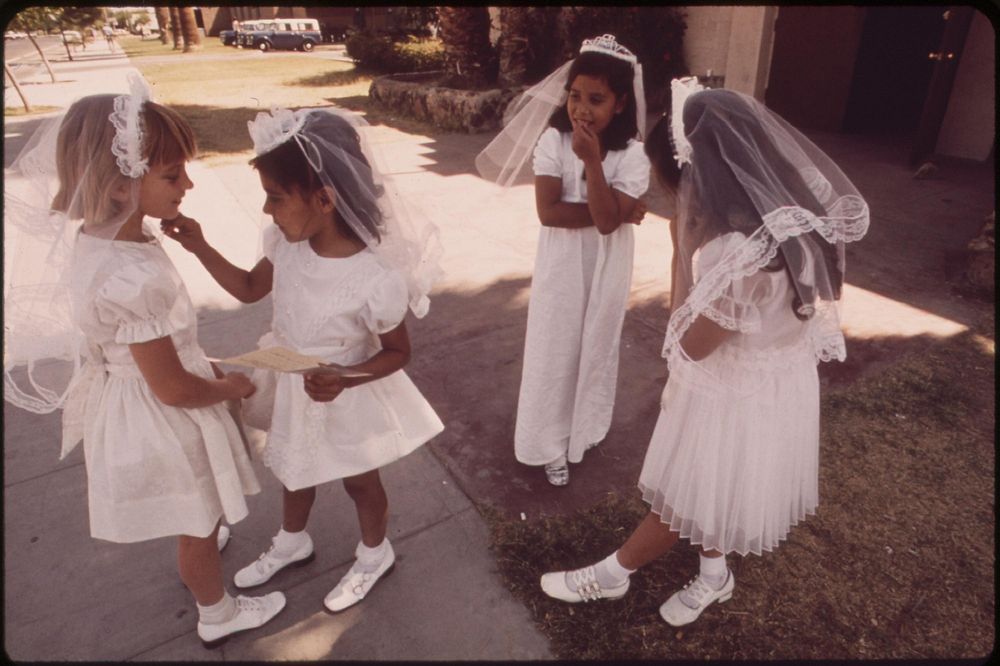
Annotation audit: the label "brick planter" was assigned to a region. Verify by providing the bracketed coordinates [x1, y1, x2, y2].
[369, 71, 526, 134]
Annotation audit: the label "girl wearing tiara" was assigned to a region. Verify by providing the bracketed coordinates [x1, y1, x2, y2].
[477, 34, 651, 486]
[539, 79, 869, 625]
[3, 74, 285, 648]
[163, 107, 444, 613]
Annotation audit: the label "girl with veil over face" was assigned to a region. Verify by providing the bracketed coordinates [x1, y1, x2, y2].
[2, 73, 287, 648]
[161, 106, 444, 614]
[476, 34, 651, 487]
[539, 78, 869, 626]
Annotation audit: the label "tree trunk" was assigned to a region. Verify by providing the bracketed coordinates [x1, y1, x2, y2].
[58, 28, 74, 61]
[437, 6, 493, 89]
[155, 6, 170, 45]
[179, 7, 201, 52]
[4, 62, 31, 112]
[26, 33, 57, 82]
[498, 7, 531, 88]
[169, 6, 182, 50]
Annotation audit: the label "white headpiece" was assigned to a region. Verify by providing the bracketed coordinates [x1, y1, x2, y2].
[669, 76, 704, 167]
[476, 34, 646, 188]
[246, 106, 443, 318]
[579, 33, 638, 64]
[109, 72, 153, 178]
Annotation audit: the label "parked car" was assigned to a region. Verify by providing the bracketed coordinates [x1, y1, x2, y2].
[239, 18, 322, 52]
[61, 30, 83, 46]
[219, 29, 237, 46]
[5, 30, 28, 40]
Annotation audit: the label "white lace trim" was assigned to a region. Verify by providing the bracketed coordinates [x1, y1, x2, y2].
[662, 204, 863, 368]
[670, 77, 704, 167]
[109, 72, 152, 178]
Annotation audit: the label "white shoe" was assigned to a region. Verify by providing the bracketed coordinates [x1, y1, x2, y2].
[233, 532, 315, 589]
[217, 525, 231, 553]
[323, 541, 396, 613]
[659, 569, 734, 626]
[540, 564, 629, 603]
[544, 456, 569, 486]
[197, 592, 287, 649]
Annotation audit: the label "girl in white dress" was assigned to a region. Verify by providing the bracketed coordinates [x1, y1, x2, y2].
[477, 34, 650, 486]
[540, 80, 869, 625]
[164, 107, 444, 614]
[3, 75, 287, 648]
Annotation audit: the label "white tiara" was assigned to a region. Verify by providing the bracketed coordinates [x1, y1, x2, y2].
[670, 76, 705, 167]
[579, 34, 637, 64]
[247, 106, 309, 156]
[108, 72, 152, 178]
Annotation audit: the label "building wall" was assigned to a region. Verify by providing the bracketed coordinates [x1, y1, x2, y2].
[935, 9, 995, 160]
[680, 6, 777, 99]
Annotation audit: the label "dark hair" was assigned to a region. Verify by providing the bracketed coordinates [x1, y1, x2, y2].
[251, 111, 382, 243]
[548, 50, 639, 151]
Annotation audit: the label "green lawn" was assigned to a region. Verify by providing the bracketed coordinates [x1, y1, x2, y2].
[119, 34, 234, 58]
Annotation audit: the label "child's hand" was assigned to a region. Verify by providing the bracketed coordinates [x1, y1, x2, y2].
[626, 199, 647, 225]
[571, 121, 602, 164]
[303, 373, 347, 403]
[161, 214, 207, 253]
[226, 371, 256, 399]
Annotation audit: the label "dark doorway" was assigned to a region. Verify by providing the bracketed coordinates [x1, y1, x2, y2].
[842, 6, 949, 135]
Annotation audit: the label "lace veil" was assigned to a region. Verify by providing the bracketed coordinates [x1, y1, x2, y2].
[247, 107, 443, 318]
[662, 80, 869, 373]
[4, 71, 156, 416]
[475, 33, 646, 188]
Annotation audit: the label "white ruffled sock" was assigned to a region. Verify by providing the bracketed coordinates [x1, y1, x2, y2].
[699, 552, 727, 589]
[593, 551, 635, 589]
[356, 538, 389, 573]
[273, 527, 309, 557]
[197, 592, 236, 625]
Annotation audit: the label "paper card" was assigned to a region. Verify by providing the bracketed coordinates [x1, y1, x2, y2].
[209, 347, 371, 378]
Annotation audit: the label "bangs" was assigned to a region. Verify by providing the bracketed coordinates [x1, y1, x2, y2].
[143, 101, 197, 165]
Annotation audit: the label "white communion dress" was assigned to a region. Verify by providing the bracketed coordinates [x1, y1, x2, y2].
[248, 225, 444, 491]
[67, 227, 260, 543]
[515, 127, 650, 466]
[638, 232, 822, 556]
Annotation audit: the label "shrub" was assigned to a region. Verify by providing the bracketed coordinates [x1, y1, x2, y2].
[346, 31, 444, 74]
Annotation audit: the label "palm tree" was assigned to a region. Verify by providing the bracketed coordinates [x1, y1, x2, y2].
[497, 7, 531, 88]
[154, 6, 169, 45]
[437, 6, 493, 89]
[178, 7, 201, 52]
[168, 6, 182, 50]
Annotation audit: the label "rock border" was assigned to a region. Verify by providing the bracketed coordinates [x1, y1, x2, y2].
[369, 71, 526, 134]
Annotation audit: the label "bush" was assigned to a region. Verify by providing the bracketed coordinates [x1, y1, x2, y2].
[345, 31, 444, 74]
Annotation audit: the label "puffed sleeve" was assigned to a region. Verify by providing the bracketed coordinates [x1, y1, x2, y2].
[532, 127, 563, 178]
[94, 261, 181, 344]
[608, 139, 650, 199]
[692, 232, 771, 333]
[359, 267, 409, 335]
[261, 224, 281, 262]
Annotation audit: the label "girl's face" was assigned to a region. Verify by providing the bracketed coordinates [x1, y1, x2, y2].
[566, 74, 626, 136]
[259, 172, 328, 243]
[139, 159, 193, 219]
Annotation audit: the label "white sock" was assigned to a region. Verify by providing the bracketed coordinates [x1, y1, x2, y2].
[197, 592, 236, 624]
[356, 538, 388, 573]
[594, 551, 634, 589]
[273, 527, 308, 556]
[699, 553, 727, 589]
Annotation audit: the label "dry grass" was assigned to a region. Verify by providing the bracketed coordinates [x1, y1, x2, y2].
[483, 329, 995, 660]
[119, 34, 233, 59]
[129, 56, 374, 164]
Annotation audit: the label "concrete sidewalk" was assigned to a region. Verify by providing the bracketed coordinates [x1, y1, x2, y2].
[3, 40, 551, 662]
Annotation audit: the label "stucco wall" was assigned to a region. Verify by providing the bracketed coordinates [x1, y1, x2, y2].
[935, 9, 995, 160]
[680, 6, 777, 99]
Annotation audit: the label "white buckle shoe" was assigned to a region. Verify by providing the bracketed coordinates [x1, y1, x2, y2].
[659, 569, 734, 626]
[217, 525, 231, 553]
[544, 456, 569, 486]
[197, 591, 287, 649]
[323, 541, 396, 613]
[233, 532, 315, 589]
[540, 564, 629, 603]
